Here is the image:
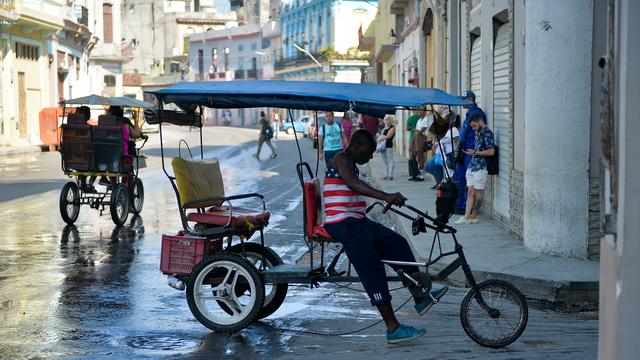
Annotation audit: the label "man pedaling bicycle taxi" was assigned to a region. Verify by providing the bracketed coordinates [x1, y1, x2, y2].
[323, 129, 449, 344]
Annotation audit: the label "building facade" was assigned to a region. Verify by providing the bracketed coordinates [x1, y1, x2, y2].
[598, 0, 640, 358]
[0, 0, 65, 145]
[87, 0, 127, 98]
[52, 0, 93, 104]
[188, 24, 263, 82]
[259, 0, 283, 80]
[275, 0, 376, 82]
[363, 0, 605, 260]
[121, 0, 236, 92]
[188, 24, 265, 127]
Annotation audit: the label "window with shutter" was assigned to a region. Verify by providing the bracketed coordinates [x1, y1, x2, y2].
[103, 4, 113, 43]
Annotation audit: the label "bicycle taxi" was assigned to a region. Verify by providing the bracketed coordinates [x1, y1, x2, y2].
[58, 95, 151, 226]
[147, 81, 528, 348]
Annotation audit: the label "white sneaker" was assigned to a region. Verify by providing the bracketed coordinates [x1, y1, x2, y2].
[467, 218, 479, 224]
[453, 217, 469, 225]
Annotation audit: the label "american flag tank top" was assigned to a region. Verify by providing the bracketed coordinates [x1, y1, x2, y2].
[323, 164, 367, 224]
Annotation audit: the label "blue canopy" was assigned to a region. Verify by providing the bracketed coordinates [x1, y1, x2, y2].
[147, 80, 470, 118]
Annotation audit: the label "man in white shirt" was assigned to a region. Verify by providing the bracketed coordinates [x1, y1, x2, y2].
[411, 110, 434, 181]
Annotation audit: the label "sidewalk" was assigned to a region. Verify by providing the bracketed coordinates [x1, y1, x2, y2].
[369, 152, 599, 306]
[0, 136, 43, 157]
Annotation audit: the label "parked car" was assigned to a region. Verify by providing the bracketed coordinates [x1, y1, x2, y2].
[282, 115, 310, 134]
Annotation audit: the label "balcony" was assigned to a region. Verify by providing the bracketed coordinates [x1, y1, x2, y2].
[0, 0, 18, 22]
[389, 0, 408, 15]
[261, 20, 281, 39]
[62, 4, 91, 43]
[274, 53, 324, 71]
[74, 4, 88, 26]
[14, 0, 65, 30]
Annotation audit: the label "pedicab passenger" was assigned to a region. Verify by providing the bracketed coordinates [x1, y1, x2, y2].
[323, 129, 449, 344]
[100, 106, 143, 186]
[75, 106, 98, 192]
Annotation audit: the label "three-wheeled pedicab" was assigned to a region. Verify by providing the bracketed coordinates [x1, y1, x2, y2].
[149, 81, 528, 348]
[59, 95, 152, 226]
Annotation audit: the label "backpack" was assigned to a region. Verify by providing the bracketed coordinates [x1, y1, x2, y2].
[482, 131, 499, 175]
[264, 125, 273, 140]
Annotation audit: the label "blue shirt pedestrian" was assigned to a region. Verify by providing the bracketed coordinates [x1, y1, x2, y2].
[469, 126, 496, 172]
[459, 103, 487, 153]
[454, 103, 487, 212]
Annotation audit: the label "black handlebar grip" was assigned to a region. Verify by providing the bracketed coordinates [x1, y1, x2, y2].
[382, 202, 393, 214]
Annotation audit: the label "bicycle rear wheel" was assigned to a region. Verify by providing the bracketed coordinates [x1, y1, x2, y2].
[460, 279, 528, 348]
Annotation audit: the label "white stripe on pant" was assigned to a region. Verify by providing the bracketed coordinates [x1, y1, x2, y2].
[380, 147, 395, 178]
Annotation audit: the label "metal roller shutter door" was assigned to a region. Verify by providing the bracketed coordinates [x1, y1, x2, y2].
[470, 38, 482, 104]
[492, 23, 511, 221]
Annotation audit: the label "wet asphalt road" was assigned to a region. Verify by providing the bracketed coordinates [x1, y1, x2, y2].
[0, 126, 597, 359]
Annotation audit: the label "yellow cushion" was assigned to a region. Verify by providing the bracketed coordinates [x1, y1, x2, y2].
[171, 157, 225, 207]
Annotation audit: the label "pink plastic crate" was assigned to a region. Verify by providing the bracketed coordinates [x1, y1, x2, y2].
[160, 233, 221, 275]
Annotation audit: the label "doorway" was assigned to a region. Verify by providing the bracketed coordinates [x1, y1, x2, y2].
[18, 72, 27, 138]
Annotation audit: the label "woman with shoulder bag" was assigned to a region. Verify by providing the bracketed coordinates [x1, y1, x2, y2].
[411, 108, 432, 181]
[379, 115, 396, 180]
[425, 108, 460, 189]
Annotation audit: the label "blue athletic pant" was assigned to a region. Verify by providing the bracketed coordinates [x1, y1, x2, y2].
[454, 155, 472, 210]
[324, 149, 341, 167]
[324, 217, 419, 306]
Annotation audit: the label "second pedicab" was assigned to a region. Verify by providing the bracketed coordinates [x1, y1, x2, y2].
[58, 95, 152, 226]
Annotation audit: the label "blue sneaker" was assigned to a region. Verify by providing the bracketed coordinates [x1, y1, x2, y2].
[414, 285, 449, 316]
[386, 324, 426, 344]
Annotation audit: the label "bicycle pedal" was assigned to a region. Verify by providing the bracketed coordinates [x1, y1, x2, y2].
[429, 293, 439, 304]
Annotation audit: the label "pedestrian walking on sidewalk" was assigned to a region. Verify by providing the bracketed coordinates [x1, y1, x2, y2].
[454, 113, 495, 224]
[411, 108, 433, 182]
[379, 115, 396, 180]
[271, 110, 281, 139]
[453, 90, 487, 214]
[253, 111, 277, 160]
[362, 114, 380, 137]
[406, 110, 422, 181]
[324, 129, 448, 344]
[341, 111, 356, 149]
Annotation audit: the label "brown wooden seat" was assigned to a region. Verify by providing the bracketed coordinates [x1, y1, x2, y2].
[61, 116, 92, 172]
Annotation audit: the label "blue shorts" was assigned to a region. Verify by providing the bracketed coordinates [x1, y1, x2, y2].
[324, 217, 419, 306]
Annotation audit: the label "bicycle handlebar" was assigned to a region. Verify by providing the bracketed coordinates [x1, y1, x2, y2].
[366, 201, 457, 234]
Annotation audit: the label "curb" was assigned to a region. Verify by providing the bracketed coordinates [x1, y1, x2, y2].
[369, 162, 599, 307]
[0, 145, 43, 158]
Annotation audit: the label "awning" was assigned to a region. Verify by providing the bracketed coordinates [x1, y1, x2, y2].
[147, 80, 470, 118]
[62, 94, 155, 108]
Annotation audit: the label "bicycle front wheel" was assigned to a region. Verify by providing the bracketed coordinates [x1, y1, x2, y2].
[460, 279, 528, 348]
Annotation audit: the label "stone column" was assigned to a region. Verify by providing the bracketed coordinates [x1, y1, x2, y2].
[523, 0, 593, 258]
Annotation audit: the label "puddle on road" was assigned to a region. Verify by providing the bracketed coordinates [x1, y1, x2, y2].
[123, 334, 202, 353]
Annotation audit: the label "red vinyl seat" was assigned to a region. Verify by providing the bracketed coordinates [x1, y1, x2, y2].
[186, 205, 270, 229]
[303, 178, 333, 241]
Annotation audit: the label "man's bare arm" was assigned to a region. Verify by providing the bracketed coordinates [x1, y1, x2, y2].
[332, 153, 405, 205]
